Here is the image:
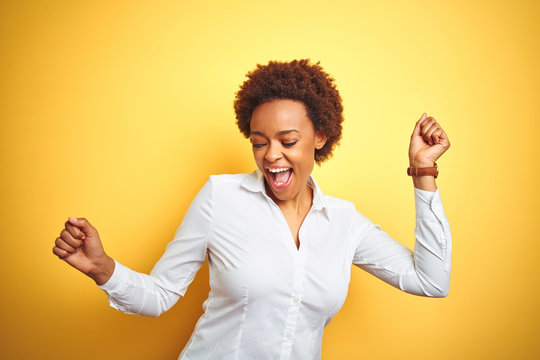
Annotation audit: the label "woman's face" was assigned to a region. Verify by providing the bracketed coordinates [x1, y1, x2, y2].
[249, 99, 327, 204]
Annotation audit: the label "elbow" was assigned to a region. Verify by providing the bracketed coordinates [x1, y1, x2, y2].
[431, 291, 448, 298]
[146, 311, 163, 318]
[412, 278, 449, 298]
[426, 286, 449, 298]
[137, 307, 166, 318]
[136, 291, 178, 317]
[404, 273, 450, 298]
[112, 304, 165, 318]
[440, 287, 449, 298]
[137, 302, 170, 317]
[416, 272, 450, 298]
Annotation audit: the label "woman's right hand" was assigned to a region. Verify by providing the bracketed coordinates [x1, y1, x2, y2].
[53, 217, 115, 285]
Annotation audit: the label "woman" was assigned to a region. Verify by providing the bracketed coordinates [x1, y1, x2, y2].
[53, 59, 452, 359]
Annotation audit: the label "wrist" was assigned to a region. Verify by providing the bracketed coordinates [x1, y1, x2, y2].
[409, 160, 435, 168]
[407, 161, 438, 183]
[88, 255, 115, 286]
[411, 175, 437, 192]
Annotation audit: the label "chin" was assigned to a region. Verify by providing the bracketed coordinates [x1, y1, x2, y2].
[265, 181, 302, 203]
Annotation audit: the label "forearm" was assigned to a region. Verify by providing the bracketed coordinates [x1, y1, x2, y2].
[411, 175, 437, 192]
[353, 187, 452, 297]
[409, 212, 451, 296]
[409, 186, 452, 296]
[97, 259, 181, 317]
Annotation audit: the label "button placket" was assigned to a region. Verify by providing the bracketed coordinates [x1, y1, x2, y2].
[266, 197, 303, 256]
[279, 247, 308, 359]
[265, 196, 314, 359]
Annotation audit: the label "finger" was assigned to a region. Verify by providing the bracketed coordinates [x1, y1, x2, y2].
[412, 113, 428, 137]
[438, 127, 449, 140]
[55, 237, 77, 254]
[437, 128, 450, 147]
[67, 217, 96, 238]
[53, 245, 71, 259]
[65, 221, 85, 240]
[426, 123, 440, 139]
[421, 118, 437, 145]
[420, 117, 436, 134]
[431, 128, 443, 144]
[60, 228, 83, 249]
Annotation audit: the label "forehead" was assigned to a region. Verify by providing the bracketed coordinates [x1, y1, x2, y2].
[250, 99, 314, 134]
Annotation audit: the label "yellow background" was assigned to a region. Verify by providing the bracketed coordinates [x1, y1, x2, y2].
[1, 0, 538, 359]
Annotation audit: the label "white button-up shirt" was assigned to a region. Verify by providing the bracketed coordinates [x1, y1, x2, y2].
[98, 169, 452, 359]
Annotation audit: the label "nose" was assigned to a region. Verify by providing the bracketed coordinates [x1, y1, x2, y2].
[264, 141, 283, 162]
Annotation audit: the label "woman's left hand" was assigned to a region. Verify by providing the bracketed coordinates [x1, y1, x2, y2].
[408, 113, 451, 167]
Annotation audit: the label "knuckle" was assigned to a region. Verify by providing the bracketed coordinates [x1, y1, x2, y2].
[53, 246, 63, 258]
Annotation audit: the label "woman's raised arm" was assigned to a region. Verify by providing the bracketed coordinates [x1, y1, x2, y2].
[53, 177, 214, 317]
[352, 112, 452, 297]
[352, 186, 452, 297]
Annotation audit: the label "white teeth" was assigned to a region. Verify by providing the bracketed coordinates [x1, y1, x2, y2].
[267, 168, 290, 173]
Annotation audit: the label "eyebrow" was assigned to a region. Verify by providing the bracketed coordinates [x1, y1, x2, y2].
[250, 129, 300, 137]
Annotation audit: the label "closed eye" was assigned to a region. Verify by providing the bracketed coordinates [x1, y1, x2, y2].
[283, 140, 298, 147]
[252, 143, 266, 149]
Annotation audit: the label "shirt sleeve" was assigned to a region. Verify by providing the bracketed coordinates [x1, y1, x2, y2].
[352, 187, 452, 297]
[97, 177, 214, 316]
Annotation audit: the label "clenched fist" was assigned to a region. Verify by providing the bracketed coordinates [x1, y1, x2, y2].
[53, 217, 115, 285]
[408, 113, 451, 167]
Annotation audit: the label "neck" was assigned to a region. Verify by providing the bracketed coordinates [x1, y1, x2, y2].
[265, 181, 313, 216]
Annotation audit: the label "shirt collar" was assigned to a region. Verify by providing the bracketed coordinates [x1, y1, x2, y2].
[241, 169, 331, 221]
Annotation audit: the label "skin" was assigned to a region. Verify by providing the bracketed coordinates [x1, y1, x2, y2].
[52, 103, 450, 284]
[52, 217, 115, 285]
[249, 99, 327, 249]
[408, 113, 451, 191]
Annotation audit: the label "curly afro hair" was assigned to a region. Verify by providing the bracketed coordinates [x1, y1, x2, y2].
[233, 59, 344, 164]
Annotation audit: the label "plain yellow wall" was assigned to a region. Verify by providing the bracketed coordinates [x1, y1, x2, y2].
[1, 0, 538, 359]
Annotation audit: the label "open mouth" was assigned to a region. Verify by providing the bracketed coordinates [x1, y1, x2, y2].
[266, 167, 293, 190]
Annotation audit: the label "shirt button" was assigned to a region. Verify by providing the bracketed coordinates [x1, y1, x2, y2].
[286, 332, 293, 339]
[293, 297, 300, 303]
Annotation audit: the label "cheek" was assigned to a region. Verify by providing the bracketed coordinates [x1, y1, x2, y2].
[297, 143, 316, 161]
[253, 150, 264, 167]
[290, 147, 315, 170]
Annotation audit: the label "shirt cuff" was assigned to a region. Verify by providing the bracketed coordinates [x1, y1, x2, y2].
[97, 259, 129, 292]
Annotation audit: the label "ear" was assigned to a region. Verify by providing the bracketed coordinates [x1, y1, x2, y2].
[314, 131, 328, 150]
